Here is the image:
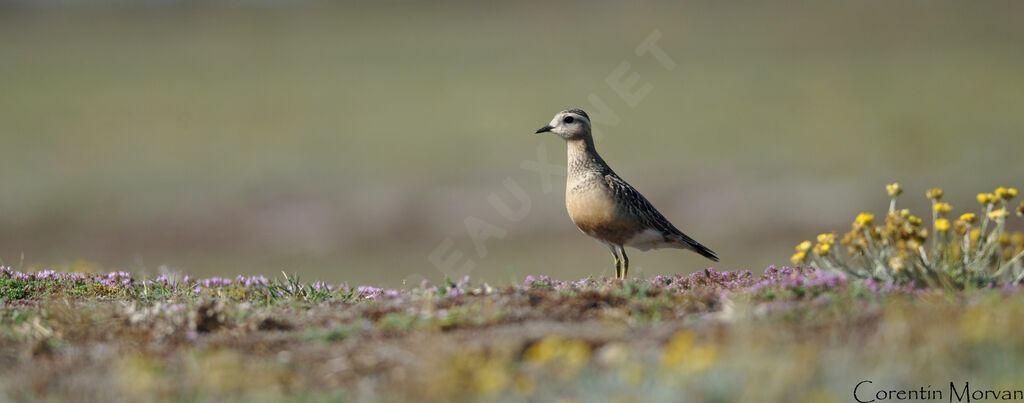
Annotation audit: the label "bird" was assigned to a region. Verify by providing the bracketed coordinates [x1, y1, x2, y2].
[534, 108, 718, 279]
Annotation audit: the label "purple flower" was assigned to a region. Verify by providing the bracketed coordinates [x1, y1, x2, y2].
[356, 286, 382, 300]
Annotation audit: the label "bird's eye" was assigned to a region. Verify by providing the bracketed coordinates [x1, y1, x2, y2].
[563, 116, 575, 124]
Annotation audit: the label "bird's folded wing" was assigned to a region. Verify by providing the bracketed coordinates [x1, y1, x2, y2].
[604, 173, 681, 236]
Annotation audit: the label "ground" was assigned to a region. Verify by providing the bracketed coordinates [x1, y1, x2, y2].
[3, 265, 1023, 402]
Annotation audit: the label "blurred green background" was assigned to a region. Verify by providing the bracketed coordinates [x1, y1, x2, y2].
[2, 1, 1023, 286]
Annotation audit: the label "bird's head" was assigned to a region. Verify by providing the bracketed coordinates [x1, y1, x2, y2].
[534, 108, 591, 140]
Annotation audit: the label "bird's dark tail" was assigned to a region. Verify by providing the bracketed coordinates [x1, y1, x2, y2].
[672, 234, 719, 262]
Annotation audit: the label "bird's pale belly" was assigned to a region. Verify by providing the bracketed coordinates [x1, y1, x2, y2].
[565, 188, 637, 245]
[565, 186, 675, 250]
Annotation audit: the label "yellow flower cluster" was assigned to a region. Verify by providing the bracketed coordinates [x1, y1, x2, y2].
[794, 184, 1024, 288]
[908, 215, 923, 226]
[995, 187, 1019, 200]
[840, 208, 929, 258]
[952, 213, 979, 236]
[791, 240, 812, 265]
[660, 330, 717, 372]
[814, 233, 835, 256]
[436, 350, 515, 397]
[886, 183, 903, 197]
[855, 212, 875, 226]
[792, 235, 839, 264]
[523, 335, 591, 380]
[989, 208, 1009, 220]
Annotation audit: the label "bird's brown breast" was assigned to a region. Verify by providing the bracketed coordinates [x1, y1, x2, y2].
[566, 177, 638, 244]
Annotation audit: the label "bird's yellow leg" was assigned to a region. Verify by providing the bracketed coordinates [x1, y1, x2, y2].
[607, 244, 622, 279]
[618, 246, 629, 280]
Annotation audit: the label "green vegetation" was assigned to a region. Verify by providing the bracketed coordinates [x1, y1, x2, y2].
[3, 265, 1024, 401]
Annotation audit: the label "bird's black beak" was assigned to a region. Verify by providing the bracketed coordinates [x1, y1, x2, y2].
[534, 125, 553, 134]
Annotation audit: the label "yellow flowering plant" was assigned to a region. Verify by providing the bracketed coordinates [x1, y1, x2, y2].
[796, 184, 1024, 289]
